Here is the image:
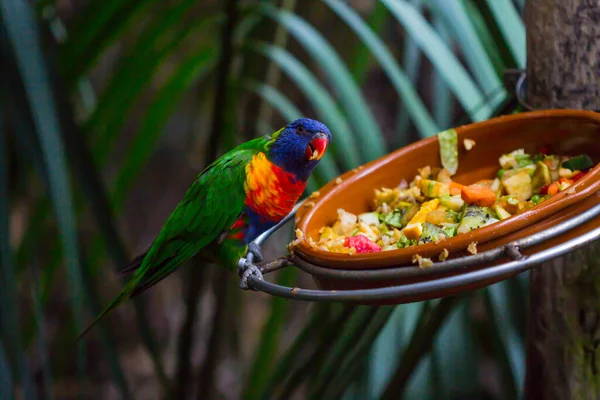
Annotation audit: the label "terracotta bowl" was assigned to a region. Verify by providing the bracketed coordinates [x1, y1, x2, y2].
[292, 110, 600, 304]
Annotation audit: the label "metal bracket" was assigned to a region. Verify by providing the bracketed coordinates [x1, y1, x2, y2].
[237, 199, 600, 301]
[505, 243, 526, 261]
[503, 69, 536, 112]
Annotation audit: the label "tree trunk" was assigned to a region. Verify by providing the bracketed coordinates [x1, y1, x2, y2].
[524, 1, 600, 399]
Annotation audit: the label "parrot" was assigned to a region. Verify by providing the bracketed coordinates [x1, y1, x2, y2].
[77, 118, 332, 339]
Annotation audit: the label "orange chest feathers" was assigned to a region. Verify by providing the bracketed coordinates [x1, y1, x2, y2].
[243, 153, 306, 222]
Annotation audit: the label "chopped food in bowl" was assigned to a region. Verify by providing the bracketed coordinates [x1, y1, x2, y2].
[312, 130, 596, 255]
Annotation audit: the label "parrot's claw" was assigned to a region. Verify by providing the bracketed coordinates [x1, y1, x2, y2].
[237, 242, 264, 290]
[248, 241, 264, 262]
[238, 260, 263, 290]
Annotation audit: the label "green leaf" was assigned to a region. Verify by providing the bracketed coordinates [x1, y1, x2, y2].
[251, 41, 360, 171]
[262, 303, 330, 396]
[381, 0, 492, 121]
[254, 0, 297, 134]
[260, 4, 387, 161]
[309, 306, 380, 398]
[1, 0, 87, 371]
[419, 299, 480, 397]
[242, 267, 298, 399]
[379, 297, 459, 400]
[485, 281, 525, 398]
[324, 0, 439, 138]
[29, 267, 54, 400]
[428, 0, 507, 111]
[60, 0, 156, 80]
[395, 0, 424, 145]
[462, 0, 507, 78]
[79, 262, 133, 399]
[110, 45, 217, 210]
[514, 0, 525, 13]
[0, 85, 37, 400]
[483, 0, 526, 68]
[0, 340, 12, 400]
[319, 306, 396, 400]
[84, 11, 217, 168]
[348, 0, 389, 85]
[431, 15, 454, 129]
[267, 304, 356, 400]
[364, 305, 412, 399]
[244, 80, 302, 122]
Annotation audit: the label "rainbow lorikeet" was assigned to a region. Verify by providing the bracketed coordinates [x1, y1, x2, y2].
[78, 118, 332, 339]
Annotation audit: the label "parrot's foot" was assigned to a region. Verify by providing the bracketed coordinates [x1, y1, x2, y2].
[248, 241, 264, 262]
[238, 260, 263, 290]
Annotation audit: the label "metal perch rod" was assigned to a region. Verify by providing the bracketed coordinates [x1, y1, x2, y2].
[238, 200, 600, 303]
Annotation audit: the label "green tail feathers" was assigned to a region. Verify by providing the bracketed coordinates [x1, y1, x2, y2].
[76, 254, 147, 341]
[76, 281, 137, 341]
[77, 251, 182, 340]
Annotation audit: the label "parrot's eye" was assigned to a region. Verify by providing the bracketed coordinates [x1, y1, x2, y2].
[296, 126, 306, 135]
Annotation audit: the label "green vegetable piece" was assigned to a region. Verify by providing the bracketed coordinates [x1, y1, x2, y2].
[497, 169, 505, 178]
[507, 196, 519, 205]
[397, 234, 417, 248]
[532, 153, 544, 163]
[493, 203, 512, 220]
[383, 211, 403, 229]
[445, 209, 461, 223]
[418, 222, 448, 244]
[531, 161, 551, 193]
[438, 129, 459, 175]
[457, 205, 500, 235]
[439, 194, 465, 212]
[358, 212, 380, 226]
[441, 224, 458, 238]
[399, 203, 420, 227]
[530, 194, 549, 206]
[562, 154, 593, 171]
[515, 153, 533, 167]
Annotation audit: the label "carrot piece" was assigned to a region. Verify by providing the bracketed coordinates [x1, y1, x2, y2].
[461, 185, 497, 207]
[449, 181, 465, 195]
[547, 181, 559, 196]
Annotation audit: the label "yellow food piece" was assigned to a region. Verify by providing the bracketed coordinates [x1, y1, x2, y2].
[419, 179, 450, 198]
[559, 168, 579, 178]
[426, 206, 451, 225]
[464, 139, 476, 151]
[437, 168, 452, 183]
[412, 254, 434, 269]
[438, 248, 449, 261]
[403, 199, 440, 240]
[439, 194, 464, 211]
[493, 203, 512, 220]
[467, 241, 478, 255]
[319, 226, 338, 241]
[532, 161, 551, 193]
[418, 166, 432, 179]
[374, 187, 399, 208]
[502, 170, 532, 202]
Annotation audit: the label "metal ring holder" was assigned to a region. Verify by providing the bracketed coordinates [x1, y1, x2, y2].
[239, 201, 600, 302]
[237, 71, 600, 302]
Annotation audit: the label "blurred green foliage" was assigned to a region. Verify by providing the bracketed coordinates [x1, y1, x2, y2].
[0, 0, 528, 399]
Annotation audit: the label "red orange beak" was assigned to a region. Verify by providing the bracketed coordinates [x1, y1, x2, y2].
[306, 134, 328, 161]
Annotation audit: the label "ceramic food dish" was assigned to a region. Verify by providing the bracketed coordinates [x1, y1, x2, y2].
[291, 110, 600, 302]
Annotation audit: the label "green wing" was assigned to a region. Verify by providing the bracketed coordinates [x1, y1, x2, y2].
[78, 144, 261, 340]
